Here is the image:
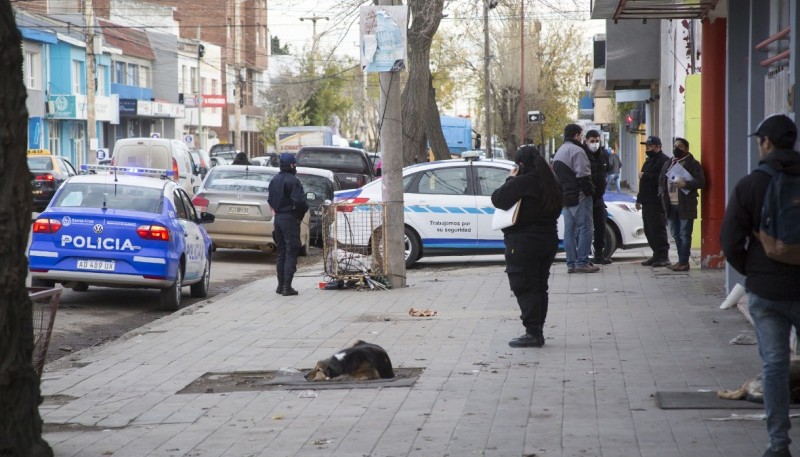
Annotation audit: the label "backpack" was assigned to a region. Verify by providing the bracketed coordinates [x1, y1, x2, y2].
[755, 164, 800, 264]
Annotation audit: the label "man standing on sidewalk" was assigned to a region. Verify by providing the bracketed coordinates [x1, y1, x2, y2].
[552, 124, 599, 273]
[606, 147, 622, 192]
[268, 153, 309, 296]
[659, 137, 705, 272]
[635, 136, 671, 267]
[721, 114, 800, 457]
[585, 130, 612, 265]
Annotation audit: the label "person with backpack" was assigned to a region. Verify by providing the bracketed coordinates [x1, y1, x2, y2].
[721, 114, 800, 457]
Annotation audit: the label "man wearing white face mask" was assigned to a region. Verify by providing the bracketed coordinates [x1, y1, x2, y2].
[585, 130, 612, 264]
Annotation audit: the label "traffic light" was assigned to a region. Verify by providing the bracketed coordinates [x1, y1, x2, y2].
[197, 44, 205, 59]
[625, 109, 641, 133]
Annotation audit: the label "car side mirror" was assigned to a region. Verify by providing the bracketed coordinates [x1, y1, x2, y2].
[198, 211, 215, 224]
[193, 185, 200, 194]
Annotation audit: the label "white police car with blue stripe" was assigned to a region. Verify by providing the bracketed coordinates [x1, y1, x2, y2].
[333, 156, 647, 267]
[28, 165, 215, 311]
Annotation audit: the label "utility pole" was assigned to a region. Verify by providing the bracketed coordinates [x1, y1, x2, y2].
[234, 0, 242, 152]
[483, 1, 495, 158]
[517, 0, 526, 148]
[300, 16, 329, 68]
[196, 26, 204, 151]
[84, 0, 97, 165]
[378, 0, 405, 289]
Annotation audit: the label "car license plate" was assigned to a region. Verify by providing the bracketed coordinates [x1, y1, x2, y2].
[77, 259, 115, 271]
[228, 205, 249, 215]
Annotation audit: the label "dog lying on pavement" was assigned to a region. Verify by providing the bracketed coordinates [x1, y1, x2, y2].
[305, 340, 395, 382]
[717, 359, 800, 403]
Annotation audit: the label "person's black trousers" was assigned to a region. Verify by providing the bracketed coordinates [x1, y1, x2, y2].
[641, 202, 669, 261]
[504, 230, 558, 335]
[274, 213, 301, 288]
[592, 204, 607, 258]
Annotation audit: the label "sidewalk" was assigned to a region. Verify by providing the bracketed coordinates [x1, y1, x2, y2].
[40, 255, 791, 457]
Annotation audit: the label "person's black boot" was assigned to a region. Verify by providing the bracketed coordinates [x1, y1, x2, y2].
[276, 284, 284, 294]
[282, 285, 299, 296]
[508, 330, 544, 348]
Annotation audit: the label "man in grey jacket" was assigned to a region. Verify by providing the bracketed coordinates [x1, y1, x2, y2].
[552, 124, 599, 273]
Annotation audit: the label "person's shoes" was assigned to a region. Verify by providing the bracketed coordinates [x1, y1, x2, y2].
[567, 266, 575, 274]
[670, 262, 690, 272]
[762, 447, 792, 457]
[282, 287, 299, 296]
[593, 256, 612, 265]
[574, 264, 600, 273]
[641, 257, 655, 266]
[651, 259, 672, 268]
[508, 333, 544, 348]
[276, 285, 284, 294]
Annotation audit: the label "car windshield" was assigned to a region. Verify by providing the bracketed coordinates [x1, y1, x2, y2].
[204, 169, 276, 193]
[51, 182, 163, 213]
[28, 157, 53, 171]
[297, 174, 333, 199]
[296, 150, 367, 173]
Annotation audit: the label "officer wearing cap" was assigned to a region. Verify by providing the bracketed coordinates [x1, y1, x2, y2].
[268, 153, 309, 296]
[635, 136, 671, 267]
[721, 114, 800, 457]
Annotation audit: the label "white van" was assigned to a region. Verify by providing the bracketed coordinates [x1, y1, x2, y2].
[112, 138, 197, 196]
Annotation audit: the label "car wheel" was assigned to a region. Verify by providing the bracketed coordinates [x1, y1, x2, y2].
[160, 266, 183, 312]
[31, 278, 55, 288]
[190, 256, 211, 298]
[71, 282, 89, 292]
[404, 226, 421, 269]
[602, 222, 619, 259]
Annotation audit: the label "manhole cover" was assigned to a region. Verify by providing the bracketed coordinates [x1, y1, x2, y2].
[178, 367, 424, 394]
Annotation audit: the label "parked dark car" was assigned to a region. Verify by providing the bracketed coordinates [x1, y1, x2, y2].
[209, 143, 238, 161]
[27, 151, 78, 212]
[295, 146, 375, 190]
[294, 166, 340, 244]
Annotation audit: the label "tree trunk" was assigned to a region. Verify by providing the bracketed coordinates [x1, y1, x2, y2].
[400, 0, 448, 165]
[0, 3, 53, 456]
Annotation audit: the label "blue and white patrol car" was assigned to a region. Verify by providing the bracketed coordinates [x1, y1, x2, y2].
[28, 166, 215, 311]
[333, 155, 648, 267]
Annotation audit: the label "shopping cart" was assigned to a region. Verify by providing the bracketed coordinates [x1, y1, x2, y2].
[27, 286, 62, 379]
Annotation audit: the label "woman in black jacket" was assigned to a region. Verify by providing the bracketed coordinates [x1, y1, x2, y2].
[491, 145, 563, 348]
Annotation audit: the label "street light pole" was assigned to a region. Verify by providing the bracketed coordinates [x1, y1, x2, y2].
[300, 16, 329, 70]
[483, 0, 494, 158]
[84, 0, 97, 165]
[518, 0, 525, 148]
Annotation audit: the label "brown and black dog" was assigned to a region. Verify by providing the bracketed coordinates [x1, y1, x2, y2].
[305, 340, 395, 382]
[717, 359, 800, 403]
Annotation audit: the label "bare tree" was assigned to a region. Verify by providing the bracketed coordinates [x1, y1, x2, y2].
[0, 2, 53, 455]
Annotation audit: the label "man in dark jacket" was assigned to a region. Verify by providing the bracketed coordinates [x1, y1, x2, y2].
[658, 137, 705, 271]
[635, 136, 671, 267]
[721, 114, 800, 457]
[552, 124, 598, 273]
[268, 153, 309, 296]
[585, 130, 611, 265]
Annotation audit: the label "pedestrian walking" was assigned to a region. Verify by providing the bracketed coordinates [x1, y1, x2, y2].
[635, 136, 671, 267]
[606, 147, 622, 192]
[231, 151, 251, 165]
[491, 145, 563, 348]
[268, 153, 309, 296]
[721, 114, 800, 457]
[585, 130, 612, 265]
[658, 137, 705, 271]
[552, 124, 599, 273]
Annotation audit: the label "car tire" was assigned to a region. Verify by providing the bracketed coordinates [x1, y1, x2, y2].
[404, 226, 421, 269]
[602, 221, 619, 259]
[71, 282, 89, 292]
[31, 278, 55, 288]
[190, 257, 211, 298]
[161, 266, 183, 312]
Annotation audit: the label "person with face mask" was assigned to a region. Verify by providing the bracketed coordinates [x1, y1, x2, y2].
[657, 137, 705, 271]
[268, 153, 309, 296]
[584, 130, 612, 265]
[635, 136, 671, 267]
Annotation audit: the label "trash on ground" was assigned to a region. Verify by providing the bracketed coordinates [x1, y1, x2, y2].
[408, 307, 438, 317]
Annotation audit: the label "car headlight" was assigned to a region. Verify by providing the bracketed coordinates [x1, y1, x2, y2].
[611, 202, 639, 213]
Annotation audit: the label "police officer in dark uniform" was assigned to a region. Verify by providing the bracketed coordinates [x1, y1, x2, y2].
[268, 153, 309, 296]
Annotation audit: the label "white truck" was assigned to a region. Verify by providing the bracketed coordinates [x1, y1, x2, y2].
[276, 126, 334, 154]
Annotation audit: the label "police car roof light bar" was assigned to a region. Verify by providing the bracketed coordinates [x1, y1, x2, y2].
[80, 164, 174, 178]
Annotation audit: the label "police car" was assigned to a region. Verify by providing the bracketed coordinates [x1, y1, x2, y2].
[333, 155, 648, 267]
[28, 166, 215, 311]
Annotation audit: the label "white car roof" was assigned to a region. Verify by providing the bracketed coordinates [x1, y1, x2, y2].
[66, 173, 174, 190]
[296, 166, 335, 179]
